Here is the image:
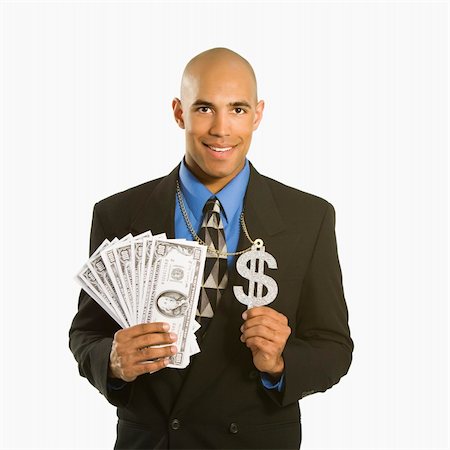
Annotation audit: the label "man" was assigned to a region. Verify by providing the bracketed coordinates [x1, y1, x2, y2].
[69, 47, 353, 450]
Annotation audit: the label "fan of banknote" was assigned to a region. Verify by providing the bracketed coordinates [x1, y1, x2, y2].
[76, 231, 207, 369]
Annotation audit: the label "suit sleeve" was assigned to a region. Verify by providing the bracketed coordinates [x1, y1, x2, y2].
[68, 203, 132, 407]
[273, 202, 353, 407]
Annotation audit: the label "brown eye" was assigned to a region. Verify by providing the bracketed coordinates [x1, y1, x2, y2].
[235, 108, 245, 114]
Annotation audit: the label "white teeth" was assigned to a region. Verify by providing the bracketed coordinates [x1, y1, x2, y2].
[208, 146, 233, 152]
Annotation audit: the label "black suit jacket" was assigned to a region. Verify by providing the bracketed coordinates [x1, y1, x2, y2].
[69, 162, 353, 450]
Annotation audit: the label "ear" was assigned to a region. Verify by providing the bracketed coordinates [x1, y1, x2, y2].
[172, 98, 185, 129]
[253, 100, 265, 130]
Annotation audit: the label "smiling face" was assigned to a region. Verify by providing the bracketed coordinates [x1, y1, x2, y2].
[173, 49, 264, 193]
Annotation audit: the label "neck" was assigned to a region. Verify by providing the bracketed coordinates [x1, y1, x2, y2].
[203, 177, 233, 194]
[184, 159, 244, 194]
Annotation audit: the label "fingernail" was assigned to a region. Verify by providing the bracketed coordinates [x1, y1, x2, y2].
[163, 323, 170, 331]
[171, 346, 177, 354]
[242, 312, 247, 320]
[170, 333, 177, 340]
[164, 358, 170, 366]
[240, 325, 244, 332]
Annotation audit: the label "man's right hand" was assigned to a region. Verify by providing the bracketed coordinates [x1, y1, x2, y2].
[109, 322, 177, 382]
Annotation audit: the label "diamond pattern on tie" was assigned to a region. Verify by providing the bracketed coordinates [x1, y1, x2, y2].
[197, 198, 228, 320]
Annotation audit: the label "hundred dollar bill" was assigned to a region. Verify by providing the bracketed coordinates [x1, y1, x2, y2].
[80, 238, 129, 327]
[133, 231, 153, 323]
[140, 237, 157, 324]
[87, 250, 130, 328]
[140, 234, 166, 323]
[77, 240, 128, 328]
[77, 269, 126, 328]
[101, 245, 133, 325]
[145, 240, 206, 368]
[76, 238, 110, 297]
[110, 241, 136, 323]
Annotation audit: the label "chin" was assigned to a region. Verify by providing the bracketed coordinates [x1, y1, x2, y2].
[205, 166, 239, 180]
[207, 159, 245, 176]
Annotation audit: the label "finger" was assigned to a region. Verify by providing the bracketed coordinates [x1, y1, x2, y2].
[242, 307, 288, 324]
[243, 336, 279, 355]
[134, 332, 178, 350]
[115, 322, 171, 341]
[241, 324, 280, 344]
[241, 315, 284, 334]
[136, 357, 171, 377]
[242, 318, 290, 344]
[133, 345, 178, 364]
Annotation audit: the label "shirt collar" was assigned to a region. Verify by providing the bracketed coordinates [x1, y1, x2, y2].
[178, 158, 250, 222]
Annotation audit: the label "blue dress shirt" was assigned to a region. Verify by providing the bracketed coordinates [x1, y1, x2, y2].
[175, 159, 284, 393]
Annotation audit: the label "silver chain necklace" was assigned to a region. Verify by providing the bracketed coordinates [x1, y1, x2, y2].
[176, 180, 261, 257]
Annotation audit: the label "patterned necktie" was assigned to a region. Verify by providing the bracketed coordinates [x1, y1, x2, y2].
[196, 198, 228, 326]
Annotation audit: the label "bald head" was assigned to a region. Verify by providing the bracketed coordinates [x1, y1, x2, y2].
[172, 47, 264, 193]
[180, 47, 258, 104]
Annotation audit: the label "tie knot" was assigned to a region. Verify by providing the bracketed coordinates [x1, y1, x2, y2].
[203, 198, 221, 215]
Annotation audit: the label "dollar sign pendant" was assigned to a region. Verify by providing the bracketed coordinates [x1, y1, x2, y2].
[233, 239, 278, 309]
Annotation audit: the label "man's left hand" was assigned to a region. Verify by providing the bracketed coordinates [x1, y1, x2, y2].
[240, 306, 291, 378]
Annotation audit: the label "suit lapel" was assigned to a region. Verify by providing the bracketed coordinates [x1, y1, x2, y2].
[173, 164, 287, 410]
[129, 165, 179, 238]
[243, 163, 285, 239]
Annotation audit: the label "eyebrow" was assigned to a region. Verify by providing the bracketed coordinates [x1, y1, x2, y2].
[191, 100, 253, 109]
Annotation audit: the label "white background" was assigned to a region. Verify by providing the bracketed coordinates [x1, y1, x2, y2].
[1, 1, 448, 449]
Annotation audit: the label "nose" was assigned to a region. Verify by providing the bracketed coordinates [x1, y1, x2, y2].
[209, 110, 231, 137]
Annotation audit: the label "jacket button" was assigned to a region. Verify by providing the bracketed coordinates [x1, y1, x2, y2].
[170, 418, 181, 430]
[229, 423, 239, 434]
